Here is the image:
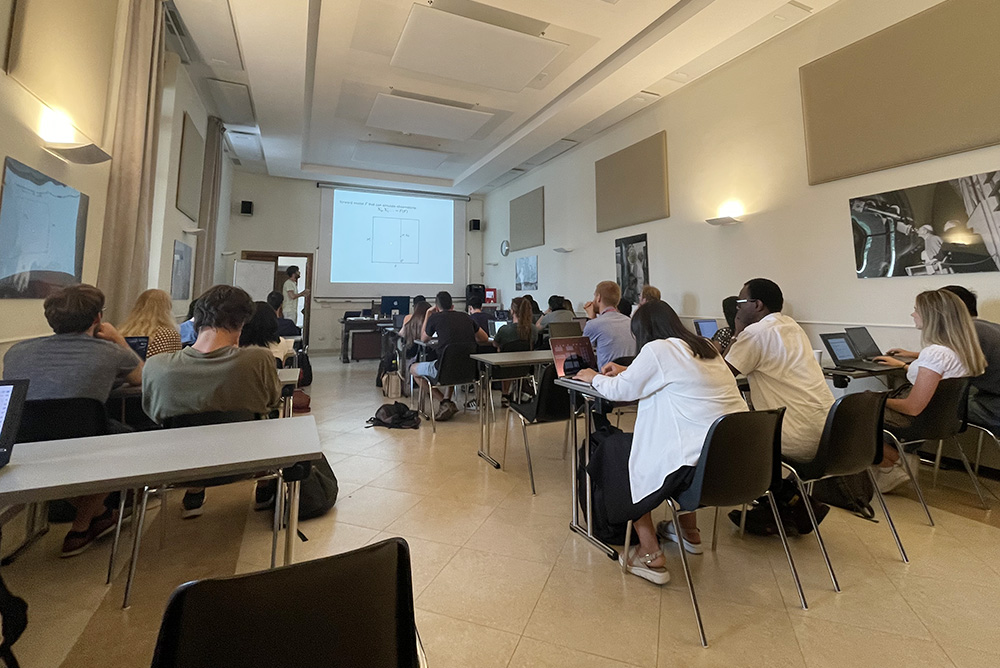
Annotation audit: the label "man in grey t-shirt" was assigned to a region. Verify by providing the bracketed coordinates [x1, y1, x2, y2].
[943, 286, 1000, 428]
[2, 284, 143, 557]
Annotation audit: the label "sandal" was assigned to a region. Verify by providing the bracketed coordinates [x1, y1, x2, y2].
[619, 546, 670, 585]
[656, 521, 704, 555]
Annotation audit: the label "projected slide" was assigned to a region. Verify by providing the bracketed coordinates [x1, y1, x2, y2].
[330, 189, 453, 284]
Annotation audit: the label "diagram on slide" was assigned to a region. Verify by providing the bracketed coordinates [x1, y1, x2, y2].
[371, 216, 419, 264]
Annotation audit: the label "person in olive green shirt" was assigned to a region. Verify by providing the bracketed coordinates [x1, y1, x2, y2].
[143, 285, 282, 517]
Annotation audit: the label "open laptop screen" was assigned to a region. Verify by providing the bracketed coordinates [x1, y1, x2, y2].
[821, 333, 860, 364]
[693, 319, 719, 338]
[124, 336, 149, 360]
[0, 380, 29, 467]
[489, 320, 510, 337]
[845, 327, 881, 358]
[550, 337, 599, 378]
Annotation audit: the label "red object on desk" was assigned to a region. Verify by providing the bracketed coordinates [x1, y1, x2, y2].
[485, 288, 497, 304]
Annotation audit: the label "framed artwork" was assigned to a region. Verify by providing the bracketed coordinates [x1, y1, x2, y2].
[515, 255, 537, 291]
[615, 233, 648, 303]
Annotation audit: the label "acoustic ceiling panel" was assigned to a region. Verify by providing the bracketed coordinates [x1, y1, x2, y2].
[390, 4, 567, 92]
[366, 93, 495, 141]
[352, 141, 451, 169]
[206, 79, 255, 125]
[173, 0, 243, 68]
[226, 131, 264, 162]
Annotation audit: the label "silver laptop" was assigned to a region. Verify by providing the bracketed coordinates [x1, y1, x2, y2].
[488, 320, 510, 337]
[0, 380, 29, 468]
[550, 336, 599, 386]
[693, 319, 719, 338]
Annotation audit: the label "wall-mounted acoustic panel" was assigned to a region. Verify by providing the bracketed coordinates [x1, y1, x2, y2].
[595, 131, 669, 232]
[205, 79, 255, 125]
[391, 4, 566, 92]
[366, 93, 494, 141]
[509, 187, 544, 252]
[176, 113, 205, 223]
[352, 141, 450, 170]
[7, 0, 120, 145]
[800, 0, 1000, 185]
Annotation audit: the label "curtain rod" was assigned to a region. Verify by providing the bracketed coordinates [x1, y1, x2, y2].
[316, 181, 471, 202]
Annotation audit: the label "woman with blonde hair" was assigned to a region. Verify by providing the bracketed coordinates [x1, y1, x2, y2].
[119, 289, 181, 358]
[873, 288, 986, 491]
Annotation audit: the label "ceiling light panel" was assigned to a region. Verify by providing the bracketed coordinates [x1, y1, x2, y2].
[352, 141, 451, 169]
[173, 0, 243, 69]
[205, 79, 255, 125]
[390, 4, 567, 92]
[366, 93, 494, 141]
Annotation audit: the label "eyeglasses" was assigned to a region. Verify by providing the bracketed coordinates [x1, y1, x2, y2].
[735, 298, 757, 308]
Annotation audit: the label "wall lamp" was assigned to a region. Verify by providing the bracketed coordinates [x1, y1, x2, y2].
[706, 199, 745, 226]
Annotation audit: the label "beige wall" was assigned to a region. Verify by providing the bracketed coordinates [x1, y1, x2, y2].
[482, 0, 1000, 358]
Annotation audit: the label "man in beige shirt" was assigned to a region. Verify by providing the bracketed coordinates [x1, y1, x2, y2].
[143, 285, 281, 517]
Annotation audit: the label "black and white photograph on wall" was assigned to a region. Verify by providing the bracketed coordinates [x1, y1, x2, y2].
[170, 240, 193, 300]
[515, 255, 538, 291]
[850, 170, 1000, 278]
[615, 233, 649, 303]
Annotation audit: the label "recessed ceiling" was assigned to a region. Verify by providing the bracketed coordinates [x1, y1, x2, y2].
[173, 0, 845, 194]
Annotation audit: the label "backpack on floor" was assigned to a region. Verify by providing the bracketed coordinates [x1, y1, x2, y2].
[366, 402, 420, 429]
[296, 350, 313, 387]
[297, 454, 339, 520]
[381, 372, 402, 398]
[810, 472, 875, 520]
[576, 425, 638, 546]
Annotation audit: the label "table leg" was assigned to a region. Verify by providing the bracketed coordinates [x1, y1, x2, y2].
[283, 392, 293, 418]
[1, 502, 50, 566]
[284, 479, 301, 566]
[567, 392, 618, 560]
[271, 470, 283, 569]
[477, 364, 501, 468]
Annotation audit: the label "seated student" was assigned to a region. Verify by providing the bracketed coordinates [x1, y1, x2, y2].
[618, 297, 633, 318]
[241, 301, 296, 363]
[400, 301, 432, 372]
[871, 289, 985, 492]
[3, 284, 143, 556]
[466, 296, 492, 333]
[179, 298, 199, 346]
[711, 296, 739, 354]
[583, 281, 636, 367]
[493, 298, 536, 405]
[525, 294, 542, 317]
[266, 291, 302, 337]
[638, 285, 661, 306]
[535, 294, 575, 334]
[401, 295, 426, 327]
[576, 300, 747, 584]
[409, 291, 488, 422]
[119, 288, 182, 358]
[143, 285, 282, 518]
[941, 285, 1000, 431]
[724, 278, 833, 535]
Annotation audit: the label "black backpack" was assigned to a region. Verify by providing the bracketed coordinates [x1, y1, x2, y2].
[366, 402, 421, 430]
[576, 425, 637, 546]
[297, 454, 340, 520]
[296, 350, 313, 387]
[811, 471, 875, 520]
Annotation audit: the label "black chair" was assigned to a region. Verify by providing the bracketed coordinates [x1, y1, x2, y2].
[502, 364, 572, 494]
[488, 339, 535, 413]
[150, 537, 425, 668]
[959, 421, 1000, 508]
[782, 391, 908, 596]
[882, 377, 971, 525]
[622, 408, 805, 647]
[417, 341, 479, 433]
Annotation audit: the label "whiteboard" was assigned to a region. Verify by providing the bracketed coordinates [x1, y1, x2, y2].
[233, 259, 275, 301]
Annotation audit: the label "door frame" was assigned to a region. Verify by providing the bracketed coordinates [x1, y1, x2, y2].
[240, 251, 314, 346]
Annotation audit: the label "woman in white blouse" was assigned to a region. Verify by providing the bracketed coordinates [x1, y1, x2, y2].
[872, 289, 986, 491]
[576, 300, 747, 585]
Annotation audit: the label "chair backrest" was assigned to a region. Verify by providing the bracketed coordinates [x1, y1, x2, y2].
[905, 377, 970, 440]
[434, 341, 479, 386]
[492, 339, 533, 380]
[162, 411, 258, 429]
[16, 398, 110, 443]
[677, 408, 784, 511]
[612, 356, 635, 367]
[150, 537, 419, 668]
[532, 364, 571, 423]
[548, 321, 582, 339]
[804, 391, 888, 479]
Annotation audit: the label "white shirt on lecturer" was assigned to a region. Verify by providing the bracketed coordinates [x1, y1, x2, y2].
[591, 338, 747, 504]
[282, 278, 299, 320]
[725, 312, 834, 462]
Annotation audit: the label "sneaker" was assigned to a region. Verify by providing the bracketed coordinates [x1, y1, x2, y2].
[433, 402, 454, 422]
[656, 520, 704, 555]
[89, 508, 119, 540]
[874, 463, 910, 494]
[445, 400, 460, 419]
[254, 480, 277, 511]
[61, 530, 95, 558]
[181, 490, 206, 518]
[619, 546, 670, 585]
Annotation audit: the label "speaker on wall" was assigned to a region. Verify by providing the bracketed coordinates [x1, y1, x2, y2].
[240, 200, 254, 216]
[466, 284, 486, 303]
[469, 218, 481, 231]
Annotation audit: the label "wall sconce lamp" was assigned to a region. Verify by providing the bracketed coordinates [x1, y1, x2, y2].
[183, 228, 206, 235]
[39, 107, 111, 164]
[706, 199, 745, 226]
[552, 247, 574, 253]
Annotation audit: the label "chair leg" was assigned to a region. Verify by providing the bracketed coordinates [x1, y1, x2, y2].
[107, 489, 128, 584]
[739, 503, 747, 537]
[562, 418, 570, 460]
[711, 507, 720, 552]
[668, 500, 707, 648]
[933, 439, 944, 487]
[500, 407, 512, 469]
[621, 519, 633, 574]
[765, 490, 807, 611]
[520, 417, 536, 495]
[892, 435, 934, 526]
[123, 486, 152, 608]
[790, 472, 839, 592]
[954, 438, 990, 509]
[271, 470, 284, 569]
[429, 388, 437, 434]
[867, 468, 908, 563]
[975, 431, 984, 475]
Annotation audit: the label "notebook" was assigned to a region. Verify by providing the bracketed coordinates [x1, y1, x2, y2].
[0, 380, 29, 468]
[693, 319, 719, 338]
[550, 336, 599, 386]
[124, 336, 149, 360]
[820, 332, 887, 371]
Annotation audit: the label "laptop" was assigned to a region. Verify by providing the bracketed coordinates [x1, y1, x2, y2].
[550, 336, 599, 386]
[820, 332, 889, 372]
[693, 319, 719, 338]
[124, 336, 149, 360]
[0, 380, 29, 468]
[548, 321, 583, 339]
[845, 326, 887, 360]
[488, 320, 510, 337]
[393, 314, 406, 329]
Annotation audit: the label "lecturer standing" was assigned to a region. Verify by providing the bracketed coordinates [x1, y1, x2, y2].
[282, 265, 309, 322]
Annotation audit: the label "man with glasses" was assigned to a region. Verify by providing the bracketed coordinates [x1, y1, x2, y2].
[724, 278, 834, 536]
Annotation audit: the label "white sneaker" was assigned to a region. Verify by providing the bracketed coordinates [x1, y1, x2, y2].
[874, 463, 910, 494]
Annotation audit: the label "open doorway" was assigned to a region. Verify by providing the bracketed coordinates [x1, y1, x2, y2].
[240, 251, 313, 345]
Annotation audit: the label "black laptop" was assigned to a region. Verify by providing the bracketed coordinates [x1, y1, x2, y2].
[820, 332, 888, 372]
[124, 336, 149, 360]
[0, 380, 29, 468]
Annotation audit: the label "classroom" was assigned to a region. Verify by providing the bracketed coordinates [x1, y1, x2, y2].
[0, 0, 998, 666]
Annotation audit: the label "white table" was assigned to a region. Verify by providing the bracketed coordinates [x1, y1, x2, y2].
[0, 416, 323, 607]
[471, 350, 554, 468]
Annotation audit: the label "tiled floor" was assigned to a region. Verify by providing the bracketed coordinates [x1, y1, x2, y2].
[5, 354, 1000, 667]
